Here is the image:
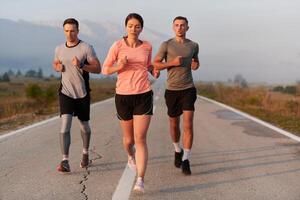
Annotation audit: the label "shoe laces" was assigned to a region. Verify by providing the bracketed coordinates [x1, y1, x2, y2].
[128, 156, 137, 171]
[134, 179, 144, 191]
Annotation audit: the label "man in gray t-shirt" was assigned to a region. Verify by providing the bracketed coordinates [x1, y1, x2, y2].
[154, 16, 200, 175]
[53, 18, 101, 173]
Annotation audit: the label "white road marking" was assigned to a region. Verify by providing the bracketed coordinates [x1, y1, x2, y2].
[112, 165, 136, 200]
[199, 95, 300, 142]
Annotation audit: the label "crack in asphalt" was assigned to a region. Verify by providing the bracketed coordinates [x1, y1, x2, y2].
[104, 137, 113, 146]
[80, 170, 90, 200]
[0, 168, 15, 179]
[79, 148, 102, 200]
[90, 147, 102, 161]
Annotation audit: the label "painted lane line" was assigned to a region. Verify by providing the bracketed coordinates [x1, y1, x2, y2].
[199, 95, 300, 142]
[112, 165, 136, 200]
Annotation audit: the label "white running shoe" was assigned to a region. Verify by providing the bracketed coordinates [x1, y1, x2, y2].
[133, 179, 144, 193]
[127, 156, 137, 172]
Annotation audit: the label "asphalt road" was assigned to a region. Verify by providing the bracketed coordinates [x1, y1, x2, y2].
[1, 82, 300, 200]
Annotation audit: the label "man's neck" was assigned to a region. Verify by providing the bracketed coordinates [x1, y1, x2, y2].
[175, 36, 186, 43]
[66, 39, 80, 47]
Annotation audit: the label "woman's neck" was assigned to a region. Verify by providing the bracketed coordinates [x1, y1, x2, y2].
[125, 36, 141, 48]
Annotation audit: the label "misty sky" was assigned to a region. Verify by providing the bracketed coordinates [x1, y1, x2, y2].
[1, 0, 300, 84]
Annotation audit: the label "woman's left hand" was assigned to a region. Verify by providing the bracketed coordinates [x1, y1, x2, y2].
[152, 68, 160, 78]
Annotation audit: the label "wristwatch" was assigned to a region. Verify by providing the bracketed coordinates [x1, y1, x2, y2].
[79, 63, 85, 69]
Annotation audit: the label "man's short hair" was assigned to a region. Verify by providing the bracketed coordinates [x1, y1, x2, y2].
[173, 16, 188, 24]
[63, 18, 79, 29]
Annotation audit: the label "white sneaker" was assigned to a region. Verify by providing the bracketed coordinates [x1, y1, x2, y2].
[133, 179, 144, 193]
[127, 156, 137, 172]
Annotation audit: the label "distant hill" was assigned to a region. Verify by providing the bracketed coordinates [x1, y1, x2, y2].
[0, 18, 169, 75]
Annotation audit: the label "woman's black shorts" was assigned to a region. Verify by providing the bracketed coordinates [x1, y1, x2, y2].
[115, 90, 153, 121]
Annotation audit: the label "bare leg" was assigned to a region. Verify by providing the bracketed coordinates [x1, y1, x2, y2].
[182, 111, 194, 149]
[119, 120, 135, 156]
[169, 116, 181, 143]
[133, 115, 151, 179]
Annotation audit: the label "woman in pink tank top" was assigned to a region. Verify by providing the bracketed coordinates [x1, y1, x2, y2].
[102, 13, 159, 193]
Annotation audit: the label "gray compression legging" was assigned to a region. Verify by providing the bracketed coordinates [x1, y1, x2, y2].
[60, 114, 91, 155]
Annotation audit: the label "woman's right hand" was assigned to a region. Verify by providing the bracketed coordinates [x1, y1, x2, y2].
[117, 56, 128, 70]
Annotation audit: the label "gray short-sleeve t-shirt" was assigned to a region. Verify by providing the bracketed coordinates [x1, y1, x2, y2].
[156, 38, 199, 90]
[54, 41, 97, 99]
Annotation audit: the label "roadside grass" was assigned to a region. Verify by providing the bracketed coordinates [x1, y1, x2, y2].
[0, 78, 116, 133]
[195, 82, 300, 136]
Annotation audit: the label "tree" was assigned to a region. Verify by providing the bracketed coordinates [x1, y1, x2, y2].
[2, 72, 10, 82]
[234, 74, 248, 88]
[37, 68, 43, 78]
[25, 69, 37, 77]
[273, 86, 284, 92]
[284, 86, 297, 95]
[16, 70, 22, 77]
[7, 69, 14, 76]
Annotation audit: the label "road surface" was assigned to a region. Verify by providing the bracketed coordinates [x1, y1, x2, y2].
[1, 82, 300, 200]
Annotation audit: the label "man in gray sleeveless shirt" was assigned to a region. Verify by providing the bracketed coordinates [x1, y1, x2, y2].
[153, 16, 200, 175]
[53, 18, 101, 173]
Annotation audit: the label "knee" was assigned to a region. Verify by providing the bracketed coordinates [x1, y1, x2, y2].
[81, 130, 91, 139]
[124, 137, 134, 146]
[60, 125, 71, 133]
[169, 118, 180, 129]
[183, 123, 193, 134]
[60, 131, 70, 136]
[134, 135, 146, 145]
[80, 122, 91, 134]
[170, 121, 179, 130]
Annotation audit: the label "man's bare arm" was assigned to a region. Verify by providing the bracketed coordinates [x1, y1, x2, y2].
[153, 55, 182, 70]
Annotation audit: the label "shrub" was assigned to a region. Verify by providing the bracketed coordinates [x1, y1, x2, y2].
[26, 83, 57, 104]
[26, 84, 43, 101]
[284, 86, 297, 95]
[273, 86, 284, 92]
[285, 100, 299, 115]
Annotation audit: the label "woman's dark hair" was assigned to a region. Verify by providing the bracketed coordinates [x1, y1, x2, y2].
[63, 18, 79, 29]
[125, 13, 144, 28]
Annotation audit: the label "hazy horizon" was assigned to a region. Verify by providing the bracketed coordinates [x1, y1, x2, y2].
[1, 0, 300, 84]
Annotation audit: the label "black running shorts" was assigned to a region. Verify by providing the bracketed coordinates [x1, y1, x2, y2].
[164, 87, 197, 117]
[59, 92, 90, 121]
[115, 90, 153, 121]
